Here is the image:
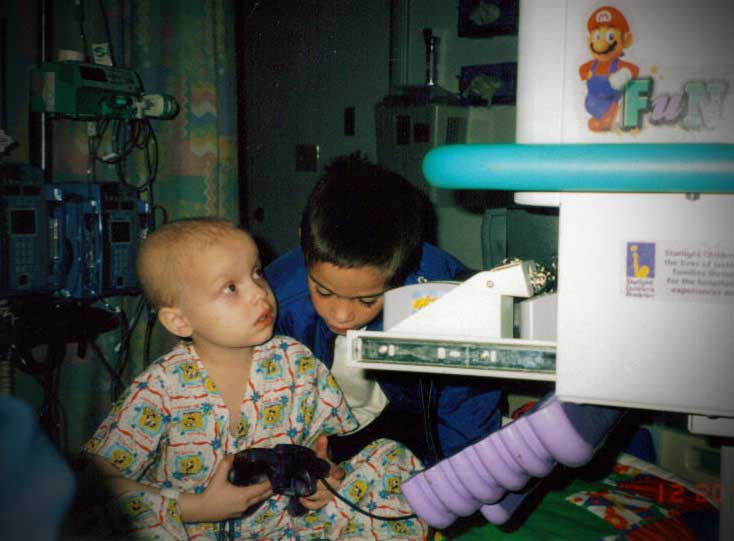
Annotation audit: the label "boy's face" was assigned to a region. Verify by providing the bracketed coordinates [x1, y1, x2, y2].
[174, 230, 276, 350]
[307, 261, 388, 335]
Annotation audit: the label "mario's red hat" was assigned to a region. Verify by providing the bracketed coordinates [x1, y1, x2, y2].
[587, 6, 630, 33]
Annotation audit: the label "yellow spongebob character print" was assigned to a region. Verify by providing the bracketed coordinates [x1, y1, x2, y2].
[300, 402, 315, 425]
[385, 444, 405, 463]
[181, 411, 203, 431]
[388, 520, 410, 535]
[108, 447, 133, 471]
[109, 399, 123, 416]
[138, 406, 162, 432]
[120, 494, 150, 519]
[303, 511, 320, 526]
[298, 356, 315, 375]
[325, 372, 339, 391]
[204, 376, 218, 394]
[342, 518, 360, 536]
[262, 357, 281, 379]
[384, 474, 402, 494]
[177, 455, 203, 476]
[262, 403, 283, 427]
[236, 417, 249, 439]
[165, 498, 180, 521]
[85, 438, 101, 453]
[348, 479, 368, 501]
[254, 509, 275, 525]
[179, 363, 200, 384]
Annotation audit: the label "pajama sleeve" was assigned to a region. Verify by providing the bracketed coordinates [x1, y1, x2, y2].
[82, 365, 189, 540]
[82, 365, 171, 479]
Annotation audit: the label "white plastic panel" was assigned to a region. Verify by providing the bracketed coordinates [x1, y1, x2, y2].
[556, 192, 734, 415]
[517, 0, 734, 144]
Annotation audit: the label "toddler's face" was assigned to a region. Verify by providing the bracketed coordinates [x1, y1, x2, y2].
[307, 261, 388, 335]
[178, 230, 276, 349]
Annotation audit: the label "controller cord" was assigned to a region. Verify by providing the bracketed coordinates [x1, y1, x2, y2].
[216, 518, 236, 541]
[320, 478, 417, 521]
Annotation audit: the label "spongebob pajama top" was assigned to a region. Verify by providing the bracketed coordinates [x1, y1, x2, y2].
[83, 335, 428, 541]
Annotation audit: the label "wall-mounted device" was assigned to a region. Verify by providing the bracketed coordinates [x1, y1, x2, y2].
[0, 164, 49, 296]
[0, 183, 48, 294]
[55, 182, 149, 299]
[1, 167, 149, 298]
[31, 61, 142, 119]
[30, 61, 178, 120]
[375, 103, 515, 200]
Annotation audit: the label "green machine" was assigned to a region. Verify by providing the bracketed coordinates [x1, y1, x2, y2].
[30, 61, 177, 120]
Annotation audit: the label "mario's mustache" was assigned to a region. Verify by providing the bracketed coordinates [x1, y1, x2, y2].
[590, 39, 618, 55]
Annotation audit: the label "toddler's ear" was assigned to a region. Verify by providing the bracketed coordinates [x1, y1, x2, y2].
[158, 306, 193, 338]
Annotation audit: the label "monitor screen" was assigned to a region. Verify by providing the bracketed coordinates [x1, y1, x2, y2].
[79, 65, 108, 83]
[110, 221, 131, 243]
[10, 209, 36, 235]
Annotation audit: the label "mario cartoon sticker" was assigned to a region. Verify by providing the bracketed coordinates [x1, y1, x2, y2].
[579, 4, 729, 135]
[580, 6, 639, 132]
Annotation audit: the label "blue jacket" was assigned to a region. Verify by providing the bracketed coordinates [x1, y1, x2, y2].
[265, 244, 501, 458]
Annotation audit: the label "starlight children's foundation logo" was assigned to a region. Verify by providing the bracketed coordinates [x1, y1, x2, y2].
[626, 242, 656, 298]
[627, 242, 655, 278]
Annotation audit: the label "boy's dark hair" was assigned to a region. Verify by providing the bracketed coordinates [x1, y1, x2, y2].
[300, 152, 434, 287]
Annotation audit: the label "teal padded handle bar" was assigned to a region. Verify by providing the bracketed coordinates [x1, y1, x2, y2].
[422, 144, 734, 193]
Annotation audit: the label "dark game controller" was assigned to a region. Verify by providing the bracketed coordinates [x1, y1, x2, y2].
[228, 443, 331, 517]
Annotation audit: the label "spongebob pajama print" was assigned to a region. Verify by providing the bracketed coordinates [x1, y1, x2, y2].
[83, 335, 428, 541]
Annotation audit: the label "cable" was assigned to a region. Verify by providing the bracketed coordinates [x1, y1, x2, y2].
[97, 0, 116, 66]
[143, 305, 156, 367]
[114, 302, 132, 387]
[75, 0, 90, 62]
[90, 339, 126, 399]
[153, 204, 169, 226]
[320, 478, 417, 521]
[420, 377, 441, 464]
[216, 518, 237, 541]
[12, 343, 69, 452]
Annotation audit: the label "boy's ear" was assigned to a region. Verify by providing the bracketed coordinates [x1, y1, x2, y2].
[157, 306, 193, 338]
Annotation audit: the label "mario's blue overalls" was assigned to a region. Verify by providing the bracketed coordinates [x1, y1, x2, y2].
[585, 58, 622, 119]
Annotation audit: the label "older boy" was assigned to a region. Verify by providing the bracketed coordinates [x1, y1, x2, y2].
[84, 218, 428, 540]
[266, 154, 502, 464]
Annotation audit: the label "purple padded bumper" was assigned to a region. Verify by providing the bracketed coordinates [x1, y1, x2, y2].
[401, 393, 621, 528]
[480, 489, 530, 524]
[446, 446, 505, 503]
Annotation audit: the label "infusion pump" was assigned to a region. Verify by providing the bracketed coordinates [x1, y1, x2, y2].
[1, 170, 149, 299]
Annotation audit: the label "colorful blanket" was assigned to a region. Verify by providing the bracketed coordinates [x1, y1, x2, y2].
[448, 453, 718, 541]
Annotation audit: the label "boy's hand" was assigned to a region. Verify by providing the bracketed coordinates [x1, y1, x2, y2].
[298, 435, 345, 511]
[180, 455, 272, 522]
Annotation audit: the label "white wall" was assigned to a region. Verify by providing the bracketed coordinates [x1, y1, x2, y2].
[243, 0, 518, 264]
[245, 0, 390, 258]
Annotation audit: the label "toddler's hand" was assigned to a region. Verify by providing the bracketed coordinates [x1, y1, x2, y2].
[298, 435, 345, 511]
[181, 454, 272, 522]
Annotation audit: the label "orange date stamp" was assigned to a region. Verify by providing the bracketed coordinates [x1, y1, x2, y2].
[656, 481, 731, 505]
